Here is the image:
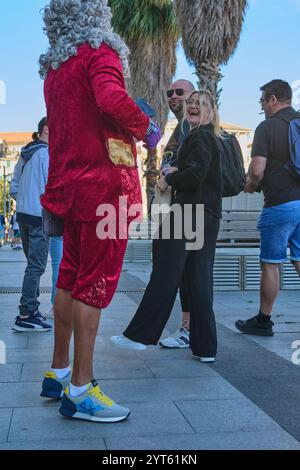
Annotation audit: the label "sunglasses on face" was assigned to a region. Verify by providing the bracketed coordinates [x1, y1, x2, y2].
[259, 97, 270, 105]
[166, 88, 185, 98]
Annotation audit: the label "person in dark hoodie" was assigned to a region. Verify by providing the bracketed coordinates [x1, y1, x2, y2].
[10, 117, 52, 332]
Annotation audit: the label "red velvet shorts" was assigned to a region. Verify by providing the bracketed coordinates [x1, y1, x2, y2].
[57, 219, 128, 308]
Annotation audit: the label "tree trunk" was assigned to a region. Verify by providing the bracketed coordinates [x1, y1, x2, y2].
[195, 60, 224, 106]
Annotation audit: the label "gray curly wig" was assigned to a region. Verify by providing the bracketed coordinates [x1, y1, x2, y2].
[39, 0, 130, 79]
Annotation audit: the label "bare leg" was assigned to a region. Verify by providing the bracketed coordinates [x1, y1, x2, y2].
[259, 263, 280, 316]
[293, 261, 300, 277]
[71, 299, 101, 386]
[182, 312, 190, 330]
[52, 289, 74, 369]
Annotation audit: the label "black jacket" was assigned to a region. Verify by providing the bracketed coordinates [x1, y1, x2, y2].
[165, 124, 222, 219]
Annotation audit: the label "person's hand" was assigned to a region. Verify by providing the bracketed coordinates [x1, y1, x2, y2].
[244, 176, 257, 193]
[156, 176, 169, 192]
[160, 166, 178, 177]
[166, 167, 178, 174]
[143, 121, 162, 150]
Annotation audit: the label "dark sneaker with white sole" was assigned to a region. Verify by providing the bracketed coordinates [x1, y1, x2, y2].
[235, 316, 274, 336]
[12, 312, 52, 332]
[41, 370, 71, 399]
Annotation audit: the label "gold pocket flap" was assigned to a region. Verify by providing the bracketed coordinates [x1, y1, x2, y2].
[107, 138, 135, 167]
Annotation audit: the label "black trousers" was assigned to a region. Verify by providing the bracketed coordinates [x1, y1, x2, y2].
[124, 212, 220, 357]
[152, 238, 189, 313]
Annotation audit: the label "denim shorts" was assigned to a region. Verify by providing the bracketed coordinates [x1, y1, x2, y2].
[257, 200, 300, 263]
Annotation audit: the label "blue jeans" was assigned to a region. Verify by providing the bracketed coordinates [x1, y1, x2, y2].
[257, 200, 300, 263]
[19, 223, 49, 315]
[49, 236, 63, 305]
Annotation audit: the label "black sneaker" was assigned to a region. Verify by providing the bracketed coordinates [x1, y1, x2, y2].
[12, 312, 52, 332]
[235, 316, 274, 336]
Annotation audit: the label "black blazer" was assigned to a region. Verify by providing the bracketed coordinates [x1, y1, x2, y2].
[165, 124, 222, 219]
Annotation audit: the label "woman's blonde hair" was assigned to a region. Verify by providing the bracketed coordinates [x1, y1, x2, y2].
[184, 90, 223, 138]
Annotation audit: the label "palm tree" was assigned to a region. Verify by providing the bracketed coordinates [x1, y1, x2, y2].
[109, 0, 179, 210]
[173, 0, 248, 104]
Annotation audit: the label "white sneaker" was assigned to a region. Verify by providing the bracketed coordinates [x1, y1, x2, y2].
[46, 306, 54, 319]
[193, 355, 215, 363]
[159, 327, 190, 349]
[110, 335, 147, 351]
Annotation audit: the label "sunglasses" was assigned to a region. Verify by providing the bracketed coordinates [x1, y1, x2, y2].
[166, 88, 185, 98]
[259, 97, 269, 104]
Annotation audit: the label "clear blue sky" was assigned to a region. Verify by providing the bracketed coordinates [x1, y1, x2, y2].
[0, 0, 299, 132]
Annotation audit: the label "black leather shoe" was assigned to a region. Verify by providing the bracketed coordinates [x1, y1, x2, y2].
[235, 316, 274, 336]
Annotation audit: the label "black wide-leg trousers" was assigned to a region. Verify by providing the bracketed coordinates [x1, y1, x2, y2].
[123, 212, 220, 357]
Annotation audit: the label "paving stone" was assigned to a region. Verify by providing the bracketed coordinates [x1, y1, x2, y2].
[0, 364, 22, 383]
[0, 438, 106, 450]
[175, 398, 281, 433]
[8, 402, 194, 442]
[0, 381, 58, 407]
[106, 430, 300, 450]
[97, 377, 243, 402]
[0, 328, 28, 349]
[21, 360, 154, 381]
[6, 348, 54, 364]
[145, 359, 219, 378]
[0, 409, 13, 443]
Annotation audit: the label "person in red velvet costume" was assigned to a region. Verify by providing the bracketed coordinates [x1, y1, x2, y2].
[39, 0, 161, 423]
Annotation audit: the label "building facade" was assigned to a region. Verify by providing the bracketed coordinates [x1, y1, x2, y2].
[0, 132, 32, 177]
[0, 124, 256, 212]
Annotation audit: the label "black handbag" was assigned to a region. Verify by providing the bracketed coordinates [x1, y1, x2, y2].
[42, 209, 64, 237]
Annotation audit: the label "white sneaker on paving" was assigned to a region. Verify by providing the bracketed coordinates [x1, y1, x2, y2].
[193, 355, 215, 363]
[159, 327, 190, 349]
[110, 335, 147, 350]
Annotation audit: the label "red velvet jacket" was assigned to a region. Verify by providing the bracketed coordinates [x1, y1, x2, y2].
[41, 43, 149, 222]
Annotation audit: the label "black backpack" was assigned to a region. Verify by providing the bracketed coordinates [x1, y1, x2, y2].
[216, 131, 246, 197]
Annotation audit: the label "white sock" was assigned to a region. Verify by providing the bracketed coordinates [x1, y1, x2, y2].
[50, 366, 71, 379]
[69, 382, 89, 397]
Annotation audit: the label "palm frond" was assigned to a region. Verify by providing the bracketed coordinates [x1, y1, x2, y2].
[109, 0, 179, 130]
[173, 0, 248, 100]
[109, 0, 179, 42]
[174, 0, 247, 65]
[109, 0, 179, 208]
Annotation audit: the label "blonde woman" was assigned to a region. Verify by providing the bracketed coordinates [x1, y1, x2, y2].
[111, 91, 223, 362]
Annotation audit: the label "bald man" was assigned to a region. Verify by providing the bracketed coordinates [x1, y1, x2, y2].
[159, 79, 195, 349]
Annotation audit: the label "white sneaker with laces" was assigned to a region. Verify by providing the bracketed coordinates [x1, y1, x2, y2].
[110, 335, 147, 350]
[159, 327, 190, 349]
